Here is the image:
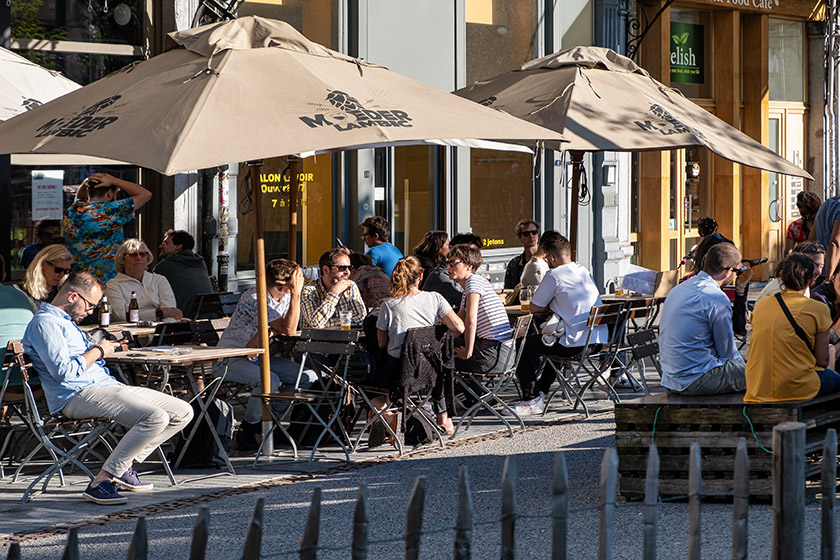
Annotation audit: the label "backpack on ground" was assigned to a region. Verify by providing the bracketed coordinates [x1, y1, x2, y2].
[171, 397, 233, 468]
[404, 402, 437, 446]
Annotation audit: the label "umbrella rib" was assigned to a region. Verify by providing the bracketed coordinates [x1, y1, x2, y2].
[526, 82, 574, 117]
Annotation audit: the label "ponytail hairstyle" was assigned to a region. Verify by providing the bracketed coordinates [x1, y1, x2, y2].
[390, 256, 424, 299]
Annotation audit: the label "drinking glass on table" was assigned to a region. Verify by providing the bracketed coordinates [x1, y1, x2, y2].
[340, 311, 353, 331]
[520, 287, 532, 311]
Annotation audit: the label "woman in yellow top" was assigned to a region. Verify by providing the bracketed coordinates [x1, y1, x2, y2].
[746, 253, 840, 402]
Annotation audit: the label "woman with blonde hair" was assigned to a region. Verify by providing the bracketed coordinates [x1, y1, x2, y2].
[21, 244, 74, 309]
[105, 239, 183, 322]
[372, 256, 464, 441]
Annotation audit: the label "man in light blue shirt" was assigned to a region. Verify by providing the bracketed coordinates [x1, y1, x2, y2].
[361, 215, 402, 276]
[23, 272, 192, 505]
[659, 243, 747, 395]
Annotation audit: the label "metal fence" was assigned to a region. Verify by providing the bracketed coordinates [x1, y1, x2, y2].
[4, 421, 834, 559]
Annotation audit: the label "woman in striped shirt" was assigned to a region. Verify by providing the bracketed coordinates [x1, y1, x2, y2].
[446, 244, 513, 373]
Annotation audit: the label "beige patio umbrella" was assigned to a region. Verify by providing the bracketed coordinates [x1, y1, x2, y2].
[0, 47, 80, 122]
[455, 46, 813, 252]
[0, 17, 565, 411]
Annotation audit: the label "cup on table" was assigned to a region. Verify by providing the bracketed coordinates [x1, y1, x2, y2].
[613, 276, 625, 296]
[339, 311, 353, 331]
[520, 287, 532, 311]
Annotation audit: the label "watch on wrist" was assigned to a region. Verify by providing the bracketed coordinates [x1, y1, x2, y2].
[93, 345, 105, 360]
[155, 308, 164, 321]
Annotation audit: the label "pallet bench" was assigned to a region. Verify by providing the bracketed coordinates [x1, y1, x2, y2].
[615, 391, 840, 499]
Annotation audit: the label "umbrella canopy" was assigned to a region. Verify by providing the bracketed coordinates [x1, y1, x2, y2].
[0, 47, 80, 122]
[455, 46, 811, 180]
[0, 17, 564, 174]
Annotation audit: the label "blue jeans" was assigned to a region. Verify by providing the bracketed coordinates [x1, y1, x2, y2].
[217, 356, 318, 424]
[817, 368, 840, 397]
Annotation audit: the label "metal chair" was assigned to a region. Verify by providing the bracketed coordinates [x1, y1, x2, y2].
[540, 303, 630, 417]
[451, 314, 533, 438]
[253, 329, 359, 471]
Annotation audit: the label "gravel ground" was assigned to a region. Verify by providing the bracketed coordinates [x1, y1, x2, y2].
[3, 412, 835, 560]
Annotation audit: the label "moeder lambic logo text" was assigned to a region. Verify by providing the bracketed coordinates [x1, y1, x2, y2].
[35, 95, 121, 139]
[634, 103, 705, 139]
[299, 90, 412, 131]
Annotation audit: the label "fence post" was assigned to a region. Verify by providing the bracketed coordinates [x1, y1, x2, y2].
[599, 447, 618, 560]
[241, 498, 264, 560]
[6, 541, 20, 560]
[454, 466, 473, 560]
[351, 485, 369, 560]
[405, 476, 427, 560]
[189, 507, 210, 560]
[821, 429, 836, 560]
[501, 456, 516, 560]
[732, 438, 749, 560]
[771, 421, 806, 560]
[642, 444, 659, 560]
[62, 526, 79, 560]
[552, 451, 568, 560]
[127, 515, 148, 560]
[688, 442, 701, 560]
[301, 487, 322, 560]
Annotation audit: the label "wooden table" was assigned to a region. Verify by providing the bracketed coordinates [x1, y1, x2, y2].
[601, 294, 652, 305]
[106, 346, 263, 474]
[81, 322, 158, 338]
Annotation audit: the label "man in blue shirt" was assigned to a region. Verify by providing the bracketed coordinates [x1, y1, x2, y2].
[659, 243, 746, 395]
[361, 216, 402, 276]
[23, 272, 192, 505]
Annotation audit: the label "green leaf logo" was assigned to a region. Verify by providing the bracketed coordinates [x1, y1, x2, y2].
[680, 32, 689, 44]
[672, 32, 690, 46]
[672, 34, 681, 45]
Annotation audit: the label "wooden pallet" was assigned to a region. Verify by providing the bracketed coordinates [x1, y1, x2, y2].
[615, 392, 840, 499]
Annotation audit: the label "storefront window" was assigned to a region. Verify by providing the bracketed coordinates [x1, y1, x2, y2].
[236, 155, 333, 270]
[12, 0, 144, 46]
[393, 146, 437, 254]
[669, 9, 713, 99]
[239, 0, 339, 49]
[466, 0, 538, 84]
[469, 150, 533, 249]
[15, 50, 143, 86]
[769, 20, 804, 102]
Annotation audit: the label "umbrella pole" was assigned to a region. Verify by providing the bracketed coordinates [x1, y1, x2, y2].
[569, 151, 584, 262]
[288, 156, 301, 263]
[248, 161, 273, 437]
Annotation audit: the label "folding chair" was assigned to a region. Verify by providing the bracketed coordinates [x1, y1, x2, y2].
[0, 341, 38, 479]
[540, 303, 629, 417]
[610, 298, 659, 395]
[10, 341, 176, 502]
[253, 329, 359, 471]
[451, 314, 533, 438]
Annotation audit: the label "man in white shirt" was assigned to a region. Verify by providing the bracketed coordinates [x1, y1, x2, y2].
[512, 234, 607, 415]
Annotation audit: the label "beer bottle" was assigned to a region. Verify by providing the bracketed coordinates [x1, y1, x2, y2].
[128, 291, 140, 323]
[99, 296, 111, 327]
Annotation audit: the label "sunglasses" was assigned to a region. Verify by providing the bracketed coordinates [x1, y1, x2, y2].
[74, 292, 97, 311]
[331, 264, 354, 272]
[445, 260, 463, 268]
[46, 261, 71, 275]
[126, 251, 149, 258]
[797, 242, 826, 254]
[518, 229, 539, 237]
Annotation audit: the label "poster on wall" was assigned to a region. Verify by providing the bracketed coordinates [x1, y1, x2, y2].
[670, 22, 704, 84]
[31, 170, 64, 221]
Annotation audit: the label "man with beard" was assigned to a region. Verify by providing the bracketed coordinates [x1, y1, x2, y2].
[23, 272, 193, 505]
[300, 248, 367, 329]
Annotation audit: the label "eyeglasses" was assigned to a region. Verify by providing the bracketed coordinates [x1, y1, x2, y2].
[518, 229, 539, 237]
[126, 251, 149, 258]
[796, 242, 826, 254]
[45, 261, 70, 275]
[74, 292, 97, 311]
[445, 260, 463, 268]
[331, 264, 354, 272]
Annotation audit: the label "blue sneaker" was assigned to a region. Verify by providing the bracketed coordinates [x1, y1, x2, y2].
[82, 480, 127, 505]
[115, 467, 154, 492]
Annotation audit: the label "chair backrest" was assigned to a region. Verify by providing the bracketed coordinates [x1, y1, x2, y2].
[191, 317, 231, 346]
[588, 303, 626, 327]
[627, 329, 659, 359]
[151, 322, 197, 346]
[294, 329, 360, 357]
[192, 291, 243, 319]
[502, 314, 534, 373]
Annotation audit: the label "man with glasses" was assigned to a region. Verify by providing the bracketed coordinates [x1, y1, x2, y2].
[659, 244, 747, 395]
[757, 242, 825, 302]
[64, 172, 152, 282]
[23, 272, 193, 505]
[504, 220, 540, 289]
[360, 216, 402, 276]
[300, 248, 366, 329]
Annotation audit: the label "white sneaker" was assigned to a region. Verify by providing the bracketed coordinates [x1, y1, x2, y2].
[529, 393, 545, 414]
[511, 393, 545, 416]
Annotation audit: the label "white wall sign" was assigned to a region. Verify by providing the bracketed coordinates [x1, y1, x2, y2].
[31, 170, 64, 221]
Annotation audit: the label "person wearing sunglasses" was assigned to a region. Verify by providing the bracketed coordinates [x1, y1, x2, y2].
[23, 272, 193, 505]
[20, 244, 74, 311]
[105, 239, 183, 323]
[300, 248, 366, 329]
[64, 173, 152, 283]
[504, 219, 540, 290]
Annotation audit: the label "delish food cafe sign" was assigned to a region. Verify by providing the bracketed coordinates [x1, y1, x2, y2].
[670, 23, 704, 85]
